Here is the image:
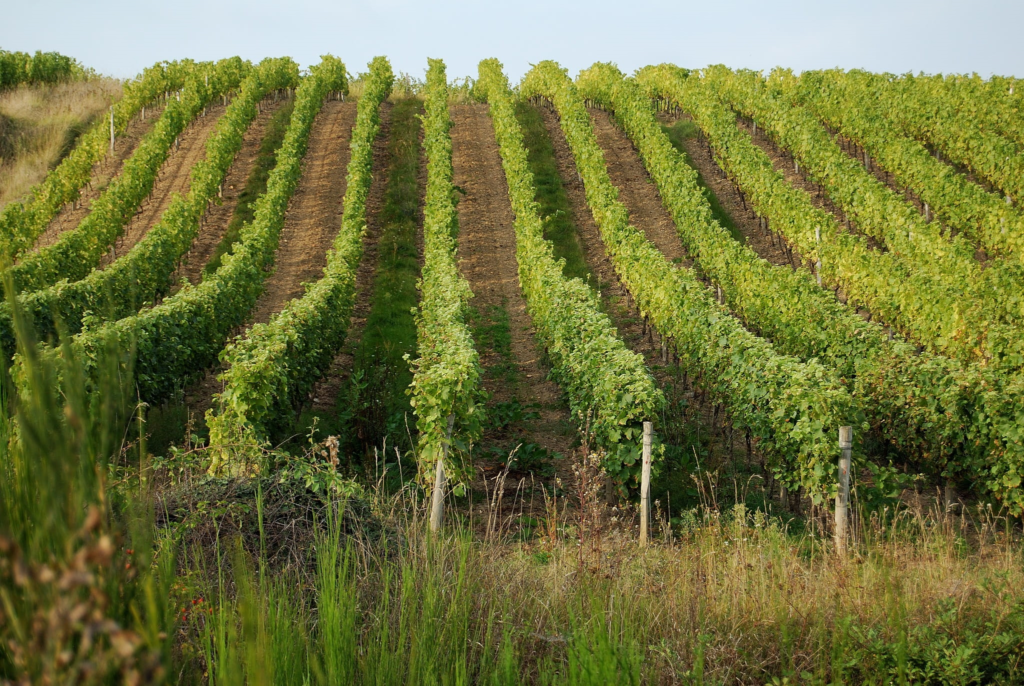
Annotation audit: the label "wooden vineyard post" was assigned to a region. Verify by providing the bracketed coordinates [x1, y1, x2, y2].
[109, 106, 115, 154]
[835, 426, 853, 556]
[640, 421, 653, 546]
[429, 414, 455, 533]
[815, 226, 822, 286]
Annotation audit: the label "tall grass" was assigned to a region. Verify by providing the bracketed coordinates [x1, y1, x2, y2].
[178, 453, 1024, 685]
[0, 287, 175, 683]
[0, 79, 122, 209]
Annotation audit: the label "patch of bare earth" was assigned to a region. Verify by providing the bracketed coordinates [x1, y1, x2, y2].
[249, 100, 358, 325]
[30, 104, 164, 251]
[451, 103, 575, 494]
[540, 105, 754, 473]
[100, 102, 229, 267]
[309, 102, 393, 412]
[184, 100, 359, 425]
[173, 99, 285, 288]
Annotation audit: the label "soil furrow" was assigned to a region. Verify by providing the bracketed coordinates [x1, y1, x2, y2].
[659, 113, 792, 268]
[100, 103, 228, 267]
[451, 104, 574, 471]
[588, 109, 689, 266]
[309, 102, 393, 413]
[539, 104, 751, 474]
[31, 104, 164, 251]
[173, 100, 285, 287]
[249, 100, 358, 324]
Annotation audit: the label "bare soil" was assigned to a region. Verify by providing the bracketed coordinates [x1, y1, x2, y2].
[589, 109, 689, 266]
[173, 99, 285, 288]
[249, 100, 358, 325]
[100, 103, 229, 267]
[309, 102, 393, 412]
[30, 103, 164, 251]
[660, 113, 792, 268]
[450, 104, 575, 474]
[539, 105, 756, 475]
[183, 100, 358, 427]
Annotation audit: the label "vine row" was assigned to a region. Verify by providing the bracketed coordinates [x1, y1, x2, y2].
[407, 58, 485, 486]
[637, 65, 1024, 371]
[477, 58, 662, 488]
[16, 57, 349, 413]
[703, 66, 1024, 334]
[793, 69, 1024, 263]
[207, 57, 393, 471]
[522, 61, 855, 501]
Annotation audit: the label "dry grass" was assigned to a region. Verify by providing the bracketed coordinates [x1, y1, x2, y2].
[0, 78, 121, 209]
[163, 439, 1024, 684]
[346, 451, 1024, 683]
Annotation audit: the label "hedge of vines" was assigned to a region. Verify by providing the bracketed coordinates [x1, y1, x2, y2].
[792, 70, 1024, 265]
[477, 58, 663, 489]
[407, 58, 485, 488]
[522, 61, 855, 502]
[579, 62, 1024, 513]
[207, 56, 393, 471]
[637, 65, 1024, 372]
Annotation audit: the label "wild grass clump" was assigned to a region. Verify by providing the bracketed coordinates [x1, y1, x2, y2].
[1, 281, 1022, 685]
[0, 79, 122, 209]
[169, 437, 1024, 685]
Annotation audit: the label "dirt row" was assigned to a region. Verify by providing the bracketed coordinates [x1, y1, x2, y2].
[30, 103, 164, 252]
[310, 102, 394, 413]
[250, 100, 358, 325]
[173, 100, 286, 288]
[184, 100, 359, 423]
[665, 114, 792, 268]
[451, 104, 575, 475]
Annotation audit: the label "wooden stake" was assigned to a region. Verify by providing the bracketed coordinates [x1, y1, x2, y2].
[429, 415, 455, 533]
[944, 479, 957, 513]
[815, 226, 822, 286]
[109, 106, 115, 154]
[640, 421, 653, 546]
[835, 426, 853, 556]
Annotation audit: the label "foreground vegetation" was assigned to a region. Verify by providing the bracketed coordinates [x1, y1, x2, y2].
[1, 334, 1021, 685]
[2, 54, 1024, 685]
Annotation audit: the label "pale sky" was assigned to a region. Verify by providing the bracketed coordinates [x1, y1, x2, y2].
[2, 0, 1020, 82]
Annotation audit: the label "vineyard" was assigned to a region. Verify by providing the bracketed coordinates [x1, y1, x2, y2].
[1, 53, 1023, 684]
